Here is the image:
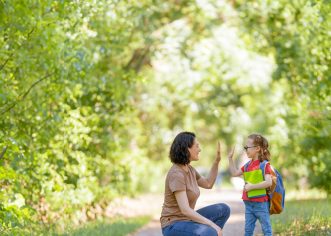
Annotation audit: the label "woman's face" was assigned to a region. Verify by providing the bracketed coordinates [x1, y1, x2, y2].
[188, 138, 201, 162]
[245, 138, 260, 159]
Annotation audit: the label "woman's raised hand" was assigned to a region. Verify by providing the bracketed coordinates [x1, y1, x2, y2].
[215, 141, 221, 163]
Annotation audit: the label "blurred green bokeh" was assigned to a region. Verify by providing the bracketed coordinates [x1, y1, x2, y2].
[0, 0, 330, 233]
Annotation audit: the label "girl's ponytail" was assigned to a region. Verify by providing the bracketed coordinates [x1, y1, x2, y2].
[248, 134, 271, 162]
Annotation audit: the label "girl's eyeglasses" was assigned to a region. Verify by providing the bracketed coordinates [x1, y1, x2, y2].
[244, 145, 258, 151]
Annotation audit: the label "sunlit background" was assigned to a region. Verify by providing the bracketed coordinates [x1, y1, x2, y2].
[0, 0, 330, 235]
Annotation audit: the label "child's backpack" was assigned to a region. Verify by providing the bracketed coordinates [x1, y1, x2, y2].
[260, 160, 285, 215]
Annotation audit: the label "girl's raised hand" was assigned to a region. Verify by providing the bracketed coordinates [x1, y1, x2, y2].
[227, 146, 235, 159]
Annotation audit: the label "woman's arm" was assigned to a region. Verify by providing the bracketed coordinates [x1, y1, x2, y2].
[227, 147, 243, 177]
[244, 174, 272, 191]
[175, 191, 222, 236]
[197, 142, 220, 189]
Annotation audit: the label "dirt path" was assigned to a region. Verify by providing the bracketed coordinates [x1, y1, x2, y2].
[129, 188, 262, 236]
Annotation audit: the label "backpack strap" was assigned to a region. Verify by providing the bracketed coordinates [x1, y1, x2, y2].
[244, 161, 251, 172]
[259, 160, 269, 180]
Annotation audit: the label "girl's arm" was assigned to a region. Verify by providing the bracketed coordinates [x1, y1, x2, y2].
[174, 191, 222, 236]
[244, 174, 272, 191]
[227, 147, 243, 177]
[197, 142, 221, 189]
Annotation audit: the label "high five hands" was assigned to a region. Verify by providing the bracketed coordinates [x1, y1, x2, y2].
[216, 143, 236, 163]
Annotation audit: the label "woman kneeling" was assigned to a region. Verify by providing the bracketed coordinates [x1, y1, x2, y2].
[160, 132, 230, 236]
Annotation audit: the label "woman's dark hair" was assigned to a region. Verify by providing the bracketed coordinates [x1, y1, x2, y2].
[169, 131, 196, 165]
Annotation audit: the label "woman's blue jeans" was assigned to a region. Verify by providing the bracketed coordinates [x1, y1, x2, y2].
[162, 203, 231, 236]
[244, 201, 272, 236]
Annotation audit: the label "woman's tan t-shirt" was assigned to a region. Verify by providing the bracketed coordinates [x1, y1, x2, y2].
[160, 164, 201, 228]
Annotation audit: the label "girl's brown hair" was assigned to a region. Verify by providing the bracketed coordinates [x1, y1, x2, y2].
[248, 134, 271, 162]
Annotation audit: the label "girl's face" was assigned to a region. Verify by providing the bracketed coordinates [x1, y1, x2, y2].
[188, 138, 201, 162]
[245, 138, 260, 159]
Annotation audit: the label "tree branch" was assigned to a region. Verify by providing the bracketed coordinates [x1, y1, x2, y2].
[0, 55, 12, 71]
[125, 45, 151, 72]
[0, 72, 54, 115]
[0, 147, 7, 159]
[1, 26, 36, 72]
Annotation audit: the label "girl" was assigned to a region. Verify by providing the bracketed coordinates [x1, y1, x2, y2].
[228, 134, 273, 236]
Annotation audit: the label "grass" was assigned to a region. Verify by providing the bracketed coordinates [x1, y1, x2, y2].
[59, 216, 151, 236]
[272, 198, 330, 235]
[11, 216, 152, 236]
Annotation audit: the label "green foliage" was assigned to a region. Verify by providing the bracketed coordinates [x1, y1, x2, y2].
[0, 0, 330, 233]
[0, 0, 158, 230]
[233, 0, 331, 193]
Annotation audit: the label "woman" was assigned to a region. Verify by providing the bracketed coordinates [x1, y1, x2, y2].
[160, 131, 230, 236]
